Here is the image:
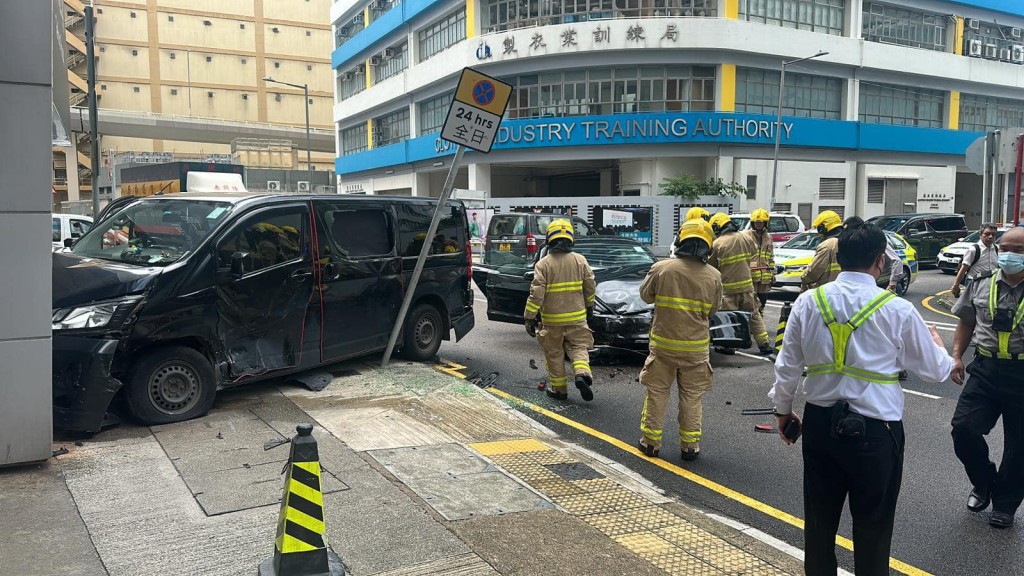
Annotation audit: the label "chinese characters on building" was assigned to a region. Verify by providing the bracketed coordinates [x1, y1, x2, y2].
[501, 22, 681, 55]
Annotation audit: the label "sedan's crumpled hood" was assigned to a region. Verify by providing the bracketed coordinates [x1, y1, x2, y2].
[53, 252, 160, 309]
[592, 266, 652, 315]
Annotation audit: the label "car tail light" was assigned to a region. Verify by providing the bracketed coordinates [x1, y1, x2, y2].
[526, 233, 537, 253]
[466, 242, 472, 281]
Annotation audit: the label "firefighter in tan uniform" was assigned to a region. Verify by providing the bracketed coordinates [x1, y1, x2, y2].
[709, 212, 774, 356]
[637, 219, 722, 461]
[524, 219, 597, 402]
[801, 210, 843, 292]
[746, 208, 775, 311]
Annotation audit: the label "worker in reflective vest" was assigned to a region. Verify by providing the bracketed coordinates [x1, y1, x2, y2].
[709, 212, 773, 355]
[745, 208, 775, 311]
[801, 210, 843, 291]
[770, 219, 952, 576]
[524, 219, 597, 402]
[637, 218, 722, 462]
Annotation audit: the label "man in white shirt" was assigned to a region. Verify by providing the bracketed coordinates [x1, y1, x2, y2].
[952, 224, 998, 298]
[770, 218, 953, 576]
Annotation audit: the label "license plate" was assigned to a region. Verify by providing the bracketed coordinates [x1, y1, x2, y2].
[498, 243, 511, 252]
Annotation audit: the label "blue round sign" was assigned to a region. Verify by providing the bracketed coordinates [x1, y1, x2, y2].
[473, 81, 495, 106]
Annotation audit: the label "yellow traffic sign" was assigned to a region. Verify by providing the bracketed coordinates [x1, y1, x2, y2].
[453, 68, 512, 117]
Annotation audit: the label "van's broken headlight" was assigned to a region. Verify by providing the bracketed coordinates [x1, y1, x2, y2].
[52, 295, 142, 331]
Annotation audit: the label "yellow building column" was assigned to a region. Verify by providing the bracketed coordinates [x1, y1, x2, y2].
[720, 64, 736, 112]
[954, 17, 965, 55]
[367, 119, 374, 150]
[948, 91, 961, 130]
[467, 0, 477, 38]
[724, 0, 739, 19]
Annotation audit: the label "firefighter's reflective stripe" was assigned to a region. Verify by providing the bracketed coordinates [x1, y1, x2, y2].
[586, 294, 596, 304]
[987, 274, 1024, 358]
[640, 397, 663, 441]
[525, 301, 541, 314]
[830, 263, 842, 273]
[650, 333, 711, 352]
[719, 252, 753, 265]
[549, 375, 567, 387]
[722, 278, 754, 292]
[655, 295, 713, 313]
[547, 280, 584, 293]
[541, 309, 588, 324]
[806, 287, 899, 385]
[572, 360, 591, 373]
[680, 429, 701, 444]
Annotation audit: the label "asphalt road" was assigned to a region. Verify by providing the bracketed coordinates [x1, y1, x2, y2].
[440, 268, 1021, 576]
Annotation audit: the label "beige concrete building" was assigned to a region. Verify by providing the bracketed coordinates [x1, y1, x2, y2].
[55, 0, 335, 206]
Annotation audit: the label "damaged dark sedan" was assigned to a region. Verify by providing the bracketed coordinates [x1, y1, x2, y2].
[473, 236, 751, 357]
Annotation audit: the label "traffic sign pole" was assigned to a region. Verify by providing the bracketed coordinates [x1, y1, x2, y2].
[1014, 133, 1023, 226]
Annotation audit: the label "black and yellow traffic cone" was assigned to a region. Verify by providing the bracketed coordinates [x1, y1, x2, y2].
[775, 302, 792, 353]
[259, 424, 345, 576]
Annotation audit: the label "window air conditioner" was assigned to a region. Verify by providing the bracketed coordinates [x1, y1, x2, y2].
[297, 181, 311, 192]
[267, 181, 281, 191]
[968, 18, 980, 31]
[968, 39, 983, 57]
[1001, 47, 1013, 61]
[369, 55, 382, 66]
[985, 44, 998, 59]
[342, 71, 354, 81]
[383, 47, 395, 59]
[339, 27, 349, 38]
[1013, 45, 1024, 63]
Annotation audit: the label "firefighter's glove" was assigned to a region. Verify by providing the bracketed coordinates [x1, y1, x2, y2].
[525, 318, 538, 338]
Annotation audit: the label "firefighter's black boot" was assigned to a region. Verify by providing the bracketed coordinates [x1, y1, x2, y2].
[575, 375, 593, 402]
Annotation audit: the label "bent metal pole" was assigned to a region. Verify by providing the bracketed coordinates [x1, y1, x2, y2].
[381, 145, 466, 367]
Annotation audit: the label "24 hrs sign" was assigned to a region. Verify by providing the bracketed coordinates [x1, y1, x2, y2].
[440, 67, 512, 154]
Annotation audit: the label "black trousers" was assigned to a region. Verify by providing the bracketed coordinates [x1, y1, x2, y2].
[951, 355, 1024, 515]
[802, 403, 905, 576]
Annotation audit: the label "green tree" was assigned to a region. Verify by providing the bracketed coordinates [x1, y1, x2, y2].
[659, 174, 746, 199]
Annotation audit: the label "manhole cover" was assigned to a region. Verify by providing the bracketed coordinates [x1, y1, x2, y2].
[544, 462, 605, 481]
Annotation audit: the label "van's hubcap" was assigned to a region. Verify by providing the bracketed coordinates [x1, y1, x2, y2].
[415, 316, 436, 350]
[150, 364, 200, 415]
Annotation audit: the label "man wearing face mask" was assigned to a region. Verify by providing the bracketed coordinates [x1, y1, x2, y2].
[771, 218, 952, 575]
[950, 226, 1024, 529]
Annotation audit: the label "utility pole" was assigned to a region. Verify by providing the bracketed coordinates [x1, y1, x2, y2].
[769, 51, 829, 212]
[86, 5, 101, 216]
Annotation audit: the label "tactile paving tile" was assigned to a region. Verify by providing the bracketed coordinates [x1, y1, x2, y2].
[544, 462, 605, 481]
[645, 551, 723, 576]
[469, 438, 550, 456]
[556, 486, 652, 516]
[571, 477, 620, 494]
[585, 506, 680, 537]
[655, 524, 776, 575]
[528, 477, 588, 498]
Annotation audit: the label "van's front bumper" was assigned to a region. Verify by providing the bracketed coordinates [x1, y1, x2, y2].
[53, 334, 123, 434]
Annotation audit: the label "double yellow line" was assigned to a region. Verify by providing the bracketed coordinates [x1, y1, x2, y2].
[921, 289, 958, 320]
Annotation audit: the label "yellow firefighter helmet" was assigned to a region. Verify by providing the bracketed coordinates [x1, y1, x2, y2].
[812, 210, 843, 234]
[708, 212, 733, 234]
[546, 219, 574, 244]
[678, 218, 715, 250]
[686, 207, 711, 222]
[751, 208, 770, 223]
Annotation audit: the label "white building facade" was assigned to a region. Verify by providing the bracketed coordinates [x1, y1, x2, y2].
[332, 0, 1024, 228]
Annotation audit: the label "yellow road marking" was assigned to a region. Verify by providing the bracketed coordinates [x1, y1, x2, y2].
[434, 358, 468, 379]
[921, 290, 958, 320]
[487, 387, 932, 576]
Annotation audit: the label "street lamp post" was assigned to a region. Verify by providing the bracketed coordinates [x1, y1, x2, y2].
[263, 76, 313, 188]
[769, 51, 829, 212]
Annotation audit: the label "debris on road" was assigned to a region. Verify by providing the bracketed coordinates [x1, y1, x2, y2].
[529, 359, 538, 369]
[52, 447, 69, 458]
[754, 425, 775, 433]
[290, 371, 333, 392]
[216, 432, 224, 439]
[264, 437, 290, 451]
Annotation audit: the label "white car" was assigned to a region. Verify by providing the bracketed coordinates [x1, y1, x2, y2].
[52, 213, 93, 251]
[728, 213, 806, 247]
[936, 226, 1012, 275]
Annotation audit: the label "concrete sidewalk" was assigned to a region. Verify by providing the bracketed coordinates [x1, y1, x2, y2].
[0, 359, 804, 576]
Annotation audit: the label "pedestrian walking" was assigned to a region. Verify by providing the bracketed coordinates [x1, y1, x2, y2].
[637, 218, 722, 461]
[951, 224, 999, 298]
[770, 219, 952, 575]
[524, 219, 597, 402]
[746, 208, 775, 311]
[950, 225, 1024, 529]
[801, 210, 843, 292]
[708, 212, 773, 355]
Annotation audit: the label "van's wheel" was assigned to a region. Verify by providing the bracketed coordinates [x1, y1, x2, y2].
[124, 346, 216, 425]
[400, 304, 444, 361]
[894, 267, 912, 297]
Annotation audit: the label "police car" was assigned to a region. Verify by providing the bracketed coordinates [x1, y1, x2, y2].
[936, 226, 1011, 275]
[772, 231, 918, 295]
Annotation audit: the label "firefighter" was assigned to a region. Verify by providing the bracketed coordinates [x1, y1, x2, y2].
[524, 219, 597, 402]
[801, 210, 843, 291]
[708, 212, 774, 355]
[637, 218, 722, 461]
[686, 206, 711, 222]
[746, 208, 775, 311]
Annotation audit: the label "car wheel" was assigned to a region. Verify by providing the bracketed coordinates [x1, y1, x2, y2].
[894, 267, 911, 297]
[124, 346, 217, 425]
[400, 303, 444, 361]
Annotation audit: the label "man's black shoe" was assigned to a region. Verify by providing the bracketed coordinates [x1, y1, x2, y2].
[898, 370, 908, 381]
[967, 487, 992, 512]
[545, 389, 568, 401]
[575, 375, 594, 402]
[637, 441, 659, 458]
[990, 511, 1014, 528]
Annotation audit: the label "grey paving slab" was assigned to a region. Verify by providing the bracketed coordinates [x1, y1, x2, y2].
[0, 461, 107, 576]
[188, 459, 349, 516]
[371, 552, 499, 576]
[369, 443, 495, 480]
[450, 509, 667, 576]
[322, 464, 469, 576]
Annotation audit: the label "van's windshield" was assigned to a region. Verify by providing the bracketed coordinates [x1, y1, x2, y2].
[72, 199, 233, 266]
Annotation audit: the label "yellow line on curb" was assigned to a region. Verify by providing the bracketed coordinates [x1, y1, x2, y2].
[921, 290, 958, 320]
[486, 387, 932, 576]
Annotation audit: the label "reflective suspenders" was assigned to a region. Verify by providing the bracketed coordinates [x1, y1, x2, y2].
[806, 287, 899, 384]
[984, 274, 1024, 359]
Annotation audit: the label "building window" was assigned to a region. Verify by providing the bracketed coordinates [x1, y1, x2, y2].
[862, 2, 947, 52]
[504, 66, 715, 119]
[373, 42, 408, 83]
[867, 179, 885, 203]
[774, 202, 792, 212]
[306, 30, 312, 36]
[483, 0, 715, 33]
[819, 205, 845, 219]
[240, 23, 246, 29]
[369, 0, 401, 24]
[167, 15, 174, 22]
[133, 86, 141, 93]
[746, 175, 757, 200]
[373, 108, 410, 147]
[170, 88, 178, 95]
[859, 82, 944, 128]
[735, 68, 842, 119]
[339, 67, 365, 100]
[962, 20, 1022, 60]
[418, 93, 453, 134]
[335, 14, 367, 49]
[818, 178, 845, 200]
[418, 9, 466, 63]
[206, 56, 213, 62]
[342, 124, 369, 155]
[738, 0, 844, 36]
[960, 94, 1024, 132]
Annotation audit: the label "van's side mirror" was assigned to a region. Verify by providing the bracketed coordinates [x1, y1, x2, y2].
[958, 237, 965, 242]
[907, 228, 920, 235]
[230, 251, 250, 279]
[63, 238, 74, 248]
[524, 271, 535, 281]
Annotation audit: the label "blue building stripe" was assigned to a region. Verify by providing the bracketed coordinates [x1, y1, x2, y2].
[332, 0, 448, 70]
[947, 0, 1024, 18]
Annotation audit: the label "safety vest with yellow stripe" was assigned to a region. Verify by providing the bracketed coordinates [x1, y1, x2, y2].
[524, 251, 596, 326]
[805, 287, 900, 384]
[711, 232, 756, 295]
[976, 273, 1024, 360]
[746, 229, 775, 285]
[640, 258, 723, 356]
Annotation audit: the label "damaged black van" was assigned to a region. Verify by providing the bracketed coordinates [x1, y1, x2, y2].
[52, 193, 475, 433]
